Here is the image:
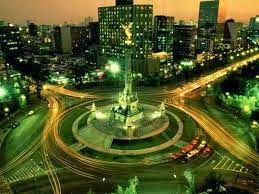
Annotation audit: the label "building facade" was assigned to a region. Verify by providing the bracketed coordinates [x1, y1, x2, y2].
[153, 15, 174, 53]
[248, 15, 259, 45]
[223, 19, 239, 50]
[53, 25, 89, 54]
[0, 24, 23, 64]
[197, 0, 226, 52]
[88, 22, 100, 44]
[98, 2, 153, 75]
[173, 24, 196, 63]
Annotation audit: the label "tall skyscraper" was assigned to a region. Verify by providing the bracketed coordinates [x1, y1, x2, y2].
[223, 19, 239, 50]
[197, 0, 226, 52]
[0, 24, 23, 64]
[28, 22, 38, 37]
[98, 1, 153, 74]
[173, 24, 196, 62]
[53, 25, 89, 54]
[88, 22, 99, 44]
[153, 15, 174, 53]
[248, 15, 259, 45]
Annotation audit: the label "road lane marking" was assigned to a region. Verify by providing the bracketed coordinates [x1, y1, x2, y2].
[221, 158, 230, 169]
[227, 161, 234, 170]
[213, 156, 225, 169]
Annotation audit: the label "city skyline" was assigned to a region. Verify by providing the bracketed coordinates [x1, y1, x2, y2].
[0, 0, 259, 25]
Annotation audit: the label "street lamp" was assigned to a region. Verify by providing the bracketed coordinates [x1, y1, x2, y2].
[4, 107, 9, 113]
[4, 107, 10, 120]
[0, 87, 6, 97]
[110, 62, 120, 74]
[20, 94, 26, 101]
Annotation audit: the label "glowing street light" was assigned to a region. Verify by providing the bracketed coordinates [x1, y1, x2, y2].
[110, 62, 120, 74]
[21, 94, 26, 101]
[4, 107, 9, 113]
[0, 87, 6, 97]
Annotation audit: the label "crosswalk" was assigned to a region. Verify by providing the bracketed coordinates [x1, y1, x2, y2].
[7, 159, 45, 183]
[213, 155, 251, 175]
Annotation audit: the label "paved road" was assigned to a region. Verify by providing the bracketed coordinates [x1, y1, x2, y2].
[3, 53, 259, 193]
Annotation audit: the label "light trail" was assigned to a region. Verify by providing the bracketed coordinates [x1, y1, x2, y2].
[43, 84, 100, 99]
[166, 100, 259, 168]
[41, 95, 65, 194]
[2, 53, 259, 191]
[164, 54, 259, 169]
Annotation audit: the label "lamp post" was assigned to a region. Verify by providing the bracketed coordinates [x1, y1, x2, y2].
[4, 107, 10, 120]
[0, 87, 6, 99]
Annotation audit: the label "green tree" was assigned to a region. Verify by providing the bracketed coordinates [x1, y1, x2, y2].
[113, 177, 139, 194]
[202, 171, 225, 194]
[184, 170, 196, 194]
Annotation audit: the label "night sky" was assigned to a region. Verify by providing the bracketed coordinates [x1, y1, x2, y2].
[0, 0, 258, 24]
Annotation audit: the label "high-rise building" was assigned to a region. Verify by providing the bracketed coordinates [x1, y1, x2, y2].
[88, 22, 99, 44]
[173, 24, 196, 62]
[98, 1, 153, 74]
[248, 15, 259, 45]
[197, 0, 226, 52]
[153, 15, 174, 53]
[53, 25, 89, 54]
[28, 22, 38, 37]
[223, 19, 239, 50]
[116, 0, 133, 6]
[53, 26, 62, 53]
[0, 24, 23, 63]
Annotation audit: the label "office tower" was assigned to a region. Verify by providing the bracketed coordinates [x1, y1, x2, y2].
[197, 0, 226, 52]
[98, 1, 153, 74]
[223, 19, 239, 50]
[153, 15, 174, 53]
[0, 24, 23, 64]
[28, 22, 38, 37]
[88, 22, 99, 44]
[173, 24, 196, 62]
[53, 26, 62, 53]
[53, 25, 89, 54]
[248, 15, 259, 45]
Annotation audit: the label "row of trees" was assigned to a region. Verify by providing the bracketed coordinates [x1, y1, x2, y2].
[87, 177, 139, 194]
[86, 171, 242, 194]
[214, 60, 259, 120]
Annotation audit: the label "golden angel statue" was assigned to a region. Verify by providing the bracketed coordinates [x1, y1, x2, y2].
[121, 22, 133, 45]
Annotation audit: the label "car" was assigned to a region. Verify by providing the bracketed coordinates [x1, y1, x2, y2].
[198, 140, 207, 149]
[186, 149, 200, 158]
[204, 146, 214, 154]
[191, 139, 199, 146]
[170, 152, 184, 160]
[181, 144, 194, 153]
